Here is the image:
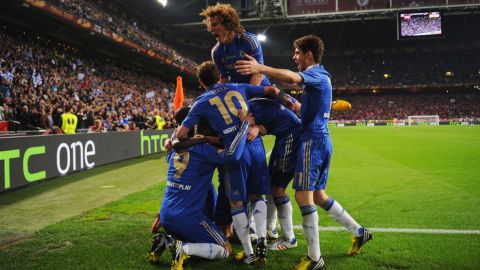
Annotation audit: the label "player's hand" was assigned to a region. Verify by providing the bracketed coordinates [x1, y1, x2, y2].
[235, 54, 261, 75]
[247, 125, 260, 141]
[164, 138, 173, 154]
[278, 91, 296, 111]
[242, 112, 255, 126]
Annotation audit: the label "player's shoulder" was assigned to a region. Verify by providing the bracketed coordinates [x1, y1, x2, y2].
[237, 32, 259, 50]
[301, 65, 331, 81]
[311, 65, 331, 78]
[191, 93, 210, 106]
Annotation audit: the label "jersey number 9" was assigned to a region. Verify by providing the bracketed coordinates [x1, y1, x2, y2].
[173, 152, 190, 178]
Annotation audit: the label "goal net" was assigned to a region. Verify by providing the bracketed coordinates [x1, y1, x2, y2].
[407, 115, 440, 126]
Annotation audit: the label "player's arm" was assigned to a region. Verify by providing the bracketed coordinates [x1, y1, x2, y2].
[246, 34, 266, 87]
[217, 120, 249, 162]
[236, 54, 303, 84]
[265, 86, 296, 111]
[175, 102, 202, 141]
[249, 73, 262, 86]
[247, 85, 296, 111]
[277, 92, 301, 115]
[175, 125, 191, 141]
[172, 135, 222, 152]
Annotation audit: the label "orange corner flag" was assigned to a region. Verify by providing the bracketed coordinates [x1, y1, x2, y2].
[173, 76, 184, 113]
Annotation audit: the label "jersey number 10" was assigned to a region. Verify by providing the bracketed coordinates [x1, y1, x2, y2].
[208, 90, 248, 125]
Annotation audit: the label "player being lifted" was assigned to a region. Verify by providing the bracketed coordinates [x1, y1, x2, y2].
[201, 2, 270, 86]
[176, 61, 292, 265]
[236, 35, 372, 269]
[200, 2, 277, 246]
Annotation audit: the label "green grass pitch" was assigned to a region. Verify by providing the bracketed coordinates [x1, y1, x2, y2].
[0, 125, 479, 269]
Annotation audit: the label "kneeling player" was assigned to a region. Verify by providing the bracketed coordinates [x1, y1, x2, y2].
[149, 112, 250, 270]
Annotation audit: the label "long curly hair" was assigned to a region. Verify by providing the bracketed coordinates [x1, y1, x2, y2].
[200, 3, 245, 34]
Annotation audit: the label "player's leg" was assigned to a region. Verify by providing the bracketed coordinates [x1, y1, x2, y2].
[223, 160, 256, 264]
[204, 182, 217, 220]
[162, 214, 231, 269]
[231, 200, 256, 264]
[292, 139, 325, 270]
[265, 194, 278, 239]
[269, 185, 297, 250]
[215, 173, 234, 239]
[269, 133, 299, 250]
[246, 138, 271, 263]
[266, 143, 279, 239]
[312, 136, 372, 256]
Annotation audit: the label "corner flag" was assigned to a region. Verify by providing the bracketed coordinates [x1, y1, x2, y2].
[173, 76, 184, 113]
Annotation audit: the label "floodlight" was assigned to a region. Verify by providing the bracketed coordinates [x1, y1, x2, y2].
[157, 0, 167, 7]
[257, 34, 267, 42]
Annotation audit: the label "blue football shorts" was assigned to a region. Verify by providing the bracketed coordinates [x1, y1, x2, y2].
[269, 131, 300, 188]
[293, 135, 333, 191]
[162, 212, 227, 246]
[223, 137, 270, 202]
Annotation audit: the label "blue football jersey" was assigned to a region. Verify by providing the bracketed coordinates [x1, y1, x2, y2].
[212, 32, 270, 86]
[248, 98, 301, 138]
[298, 65, 332, 140]
[182, 83, 264, 148]
[161, 122, 249, 218]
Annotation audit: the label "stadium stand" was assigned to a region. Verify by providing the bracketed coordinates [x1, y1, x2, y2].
[0, 26, 195, 134]
[1, 0, 479, 134]
[46, 0, 198, 71]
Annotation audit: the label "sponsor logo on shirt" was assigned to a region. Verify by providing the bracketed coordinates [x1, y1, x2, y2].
[223, 125, 238, 135]
[167, 181, 192, 191]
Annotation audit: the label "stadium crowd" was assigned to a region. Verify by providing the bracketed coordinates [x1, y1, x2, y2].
[267, 40, 480, 88]
[47, 0, 197, 71]
[330, 92, 480, 122]
[1, 18, 480, 133]
[0, 27, 195, 133]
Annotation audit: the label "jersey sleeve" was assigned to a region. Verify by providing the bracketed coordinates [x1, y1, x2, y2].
[299, 68, 324, 92]
[206, 120, 249, 164]
[243, 84, 265, 99]
[243, 34, 264, 65]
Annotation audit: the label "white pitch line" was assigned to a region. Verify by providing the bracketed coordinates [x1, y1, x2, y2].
[292, 225, 480, 235]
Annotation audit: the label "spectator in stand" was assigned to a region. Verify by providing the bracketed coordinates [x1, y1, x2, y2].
[88, 118, 106, 133]
[18, 105, 35, 130]
[60, 105, 78, 134]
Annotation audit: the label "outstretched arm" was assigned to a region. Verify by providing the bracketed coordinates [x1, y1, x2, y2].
[236, 54, 303, 84]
